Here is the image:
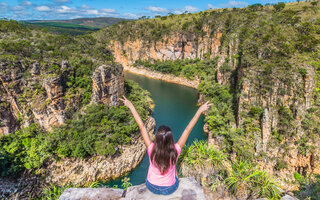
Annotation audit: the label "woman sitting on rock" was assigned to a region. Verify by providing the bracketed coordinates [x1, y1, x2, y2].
[120, 96, 212, 195]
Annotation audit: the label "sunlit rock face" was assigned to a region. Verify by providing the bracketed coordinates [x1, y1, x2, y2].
[91, 64, 124, 106]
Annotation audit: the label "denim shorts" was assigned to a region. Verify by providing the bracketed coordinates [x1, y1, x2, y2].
[145, 176, 179, 195]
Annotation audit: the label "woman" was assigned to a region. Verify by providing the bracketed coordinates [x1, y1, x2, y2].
[120, 96, 212, 195]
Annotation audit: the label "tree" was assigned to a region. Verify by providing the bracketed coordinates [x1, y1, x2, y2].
[248, 3, 263, 11]
[273, 2, 286, 12]
[311, 1, 318, 7]
[139, 16, 147, 20]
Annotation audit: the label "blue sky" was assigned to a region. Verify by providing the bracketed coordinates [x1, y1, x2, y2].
[0, 0, 294, 20]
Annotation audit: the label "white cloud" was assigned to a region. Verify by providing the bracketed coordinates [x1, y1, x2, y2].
[207, 4, 218, 9]
[1, 0, 119, 20]
[184, 5, 198, 12]
[56, 5, 77, 13]
[173, 5, 199, 14]
[0, 2, 8, 8]
[100, 8, 116, 13]
[21, 1, 32, 6]
[54, 0, 71, 3]
[81, 4, 91, 9]
[12, 6, 25, 11]
[146, 6, 168, 13]
[221, 1, 249, 8]
[35, 6, 51, 12]
[86, 9, 98, 15]
[123, 13, 138, 19]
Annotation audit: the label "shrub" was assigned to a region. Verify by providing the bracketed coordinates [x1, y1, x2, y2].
[226, 160, 281, 199]
[273, 2, 286, 12]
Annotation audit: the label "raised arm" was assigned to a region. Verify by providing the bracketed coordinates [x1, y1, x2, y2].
[177, 101, 212, 148]
[119, 96, 152, 147]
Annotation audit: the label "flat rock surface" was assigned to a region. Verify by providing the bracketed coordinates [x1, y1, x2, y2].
[59, 177, 207, 200]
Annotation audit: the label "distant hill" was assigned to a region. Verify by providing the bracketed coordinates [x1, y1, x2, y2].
[24, 17, 131, 28]
[19, 21, 100, 35]
[19, 17, 131, 35]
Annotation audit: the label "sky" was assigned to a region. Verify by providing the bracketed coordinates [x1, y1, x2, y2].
[0, 0, 295, 20]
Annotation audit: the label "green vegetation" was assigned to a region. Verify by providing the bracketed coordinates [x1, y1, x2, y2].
[121, 177, 133, 191]
[178, 140, 226, 169]
[0, 19, 113, 62]
[179, 141, 282, 199]
[226, 160, 281, 199]
[134, 58, 217, 79]
[294, 173, 320, 200]
[0, 80, 151, 176]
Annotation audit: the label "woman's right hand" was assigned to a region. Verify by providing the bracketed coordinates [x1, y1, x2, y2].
[119, 95, 134, 108]
[198, 101, 213, 113]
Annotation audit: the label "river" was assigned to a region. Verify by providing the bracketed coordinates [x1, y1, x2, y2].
[106, 71, 207, 187]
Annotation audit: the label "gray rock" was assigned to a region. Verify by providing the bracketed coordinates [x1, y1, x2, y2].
[59, 177, 207, 200]
[59, 188, 124, 200]
[281, 194, 298, 200]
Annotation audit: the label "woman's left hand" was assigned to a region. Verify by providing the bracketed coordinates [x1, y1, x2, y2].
[119, 95, 134, 108]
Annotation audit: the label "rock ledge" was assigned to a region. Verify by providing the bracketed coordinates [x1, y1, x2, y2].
[59, 177, 207, 200]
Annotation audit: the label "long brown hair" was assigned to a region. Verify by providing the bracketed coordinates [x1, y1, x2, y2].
[151, 125, 178, 175]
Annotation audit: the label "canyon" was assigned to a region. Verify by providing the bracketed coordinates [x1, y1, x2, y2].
[105, 17, 320, 190]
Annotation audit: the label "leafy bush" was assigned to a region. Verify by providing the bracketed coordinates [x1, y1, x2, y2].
[226, 160, 281, 199]
[294, 173, 320, 200]
[179, 141, 281, 199]
[179, 140, 226, 170]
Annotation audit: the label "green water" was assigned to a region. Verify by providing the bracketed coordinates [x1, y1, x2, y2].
[106, 72, 207, 187]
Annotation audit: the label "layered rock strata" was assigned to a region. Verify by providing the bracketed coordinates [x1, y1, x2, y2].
[91, 64, 124, 105]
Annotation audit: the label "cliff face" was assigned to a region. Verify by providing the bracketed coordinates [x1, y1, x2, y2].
[91, 64, 124, 106]
[110, 29, 223, 68]
[0, 61, 124, 135]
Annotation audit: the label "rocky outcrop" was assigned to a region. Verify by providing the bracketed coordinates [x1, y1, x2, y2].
[0, 61, 125, 135]
[31, 74, 66, 131]
[0, 172, 41, 200]
[59, 177, 207, 200]
[91, 64, 124, 105]
[43, 116, 155, 186]
[0, 61, 68, 133]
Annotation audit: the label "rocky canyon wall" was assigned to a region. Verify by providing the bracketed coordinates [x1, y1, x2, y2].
[0, 61, 124, 135]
